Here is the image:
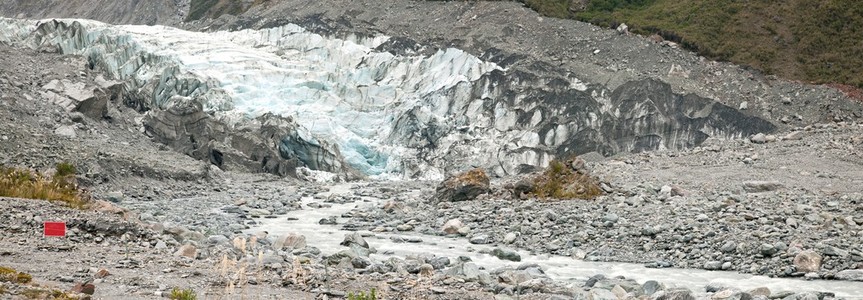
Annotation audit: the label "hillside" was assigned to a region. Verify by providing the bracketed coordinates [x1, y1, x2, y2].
[526, 0, 863, 89]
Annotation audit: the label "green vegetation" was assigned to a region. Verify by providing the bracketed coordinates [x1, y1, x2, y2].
[0, 266, 32, 284]
[530, 159, 603, 200]
[0, 163, 89, 208]
[519, 0, 863, 89]
[169, 287, 197, 300]
[348, 288, 377, 300]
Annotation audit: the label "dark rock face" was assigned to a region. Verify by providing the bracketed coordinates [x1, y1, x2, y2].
[434, 169, 491, 202]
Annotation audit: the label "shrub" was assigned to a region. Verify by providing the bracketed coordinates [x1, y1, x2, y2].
[169, 287, 197, 300]
[0, 266, 32, 284]
[0, 164, 89, 208]
[348, 288, 377, 300]
[530, 158, 603, 200]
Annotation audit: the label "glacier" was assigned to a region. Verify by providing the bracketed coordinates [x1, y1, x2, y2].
[0, 18, 776, 179]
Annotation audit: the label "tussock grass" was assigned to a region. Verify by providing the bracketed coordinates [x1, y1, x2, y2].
[0, 266, 32, 284]
[0, 163, 90, 209]
[169, 287, 197, 300]
[530, 159, 603, 200]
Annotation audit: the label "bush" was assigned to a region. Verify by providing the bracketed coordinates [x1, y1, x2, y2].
[0, 164, 89, 208]
[348, 288, 377, 300]
[169, 288, 197, 300]
[530, 158, 603, 200]
[0, 266, 32, 284]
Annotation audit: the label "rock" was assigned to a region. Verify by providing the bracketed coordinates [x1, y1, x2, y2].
[340, 232, 369, 249]
[760, 243, 778, 256]
[704, 261, 722, 270]
[248, 209, 272, 217]
[575, 289, 617, 300]
[428, 257, 450, 269]
[396, 224, 413, 231]
[642, 280, 664, 295]
[835, 269, 863, 281]
[106, 191, 124, 203]
[54, 125, 77, 138]
[503, 232, 518, 244]
[174, 244, 197, 259]
[351, 257, 371, 269]
[711, 289, 748, 300]
[71, 282, 96, 295]
[750, 133, 768, 144]
[721, 241, 737, 253]
[747, 287, 770, 297]
[616, 23, 629, 34]
[739, 101, 748, 110]
[433, 169, 490, 202]
[822, 245, 849, 257]
[654, 288, 696, 300]
[793, 250, 822, 273]
[705, 282, 730, 293]
[419, 263, 434, 276]
[442, 219, 464, 234]
[273, 233, 307, 250]
[491, 248, 521, 262]
[469, 235, 489, 245]
[602, 213, 619, 223]
[743, 181, 783, 193]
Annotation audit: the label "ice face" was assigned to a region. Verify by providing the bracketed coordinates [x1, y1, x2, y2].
[0, 18, 502, 178]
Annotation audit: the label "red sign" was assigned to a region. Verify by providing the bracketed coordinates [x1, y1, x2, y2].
[43, 222, 66, 237]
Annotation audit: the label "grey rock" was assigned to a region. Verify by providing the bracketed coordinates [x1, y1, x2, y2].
[469, 234, 489, 245]
[760, 243, 778, 256]
[642, 280, 664, 295]
[711, 289, 749, 300]
[835, 269, 863, 281]
[654, 288, 696, 300]
[491, 248, 522, 262]
[704, 261, 723, 270]
[503, 232, 518, 244]
[351, 257, 371, 269]
[750, 133, 768, 144]
[720, 241, 737, 253]
[54, 125, 77, 138]
[340, 232, 369, 249]
[428, 256, 450, 270]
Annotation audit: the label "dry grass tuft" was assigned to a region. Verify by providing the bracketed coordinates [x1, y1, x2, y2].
[530, 158, 603, 200]
[0, 163, 90, 209]
[0, 266, 32, 284]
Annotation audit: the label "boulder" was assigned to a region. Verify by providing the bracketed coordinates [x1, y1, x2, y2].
[273, 233, 306, 250]
[340, 232, 369, 249]
[793, 250, 822, 273]
[174, 244, 197, 259]
[441, 218, 464, 234]
[654, 288, 696, 300]
[433, 168, 490, 202]
[491, 248, 522, 262]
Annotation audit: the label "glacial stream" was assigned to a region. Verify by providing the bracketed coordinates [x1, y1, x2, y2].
[251, 184, 863, 298]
